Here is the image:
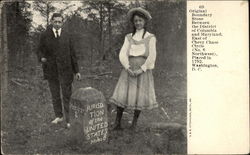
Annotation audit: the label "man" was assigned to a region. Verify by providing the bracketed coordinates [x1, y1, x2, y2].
[37, 13, 81, 128]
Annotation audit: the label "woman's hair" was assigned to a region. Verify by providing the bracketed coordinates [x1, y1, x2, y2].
[131, 11, 147, 39]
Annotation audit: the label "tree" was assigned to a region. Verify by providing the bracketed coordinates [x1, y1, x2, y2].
[58, 2, 76, 15]
[33, 0, 56, 27]
[144, 0, 186, 71]
[5, 1, 32, 70]
[82, 0, 105, 60]
[0, 0, 33, 97]
[82, 0, 127, 60]
[0, 3, 9, 98]
[102, 0, 127, 60]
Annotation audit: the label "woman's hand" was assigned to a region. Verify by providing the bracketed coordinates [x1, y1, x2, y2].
[127, 68, 135, 77]
[133, 68, 144, 76]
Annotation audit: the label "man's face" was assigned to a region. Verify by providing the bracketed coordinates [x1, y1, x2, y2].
[51, 17, 63, 30]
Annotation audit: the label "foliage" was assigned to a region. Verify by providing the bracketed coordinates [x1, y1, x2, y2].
[80, 0, 128, 60]
[33, 0, 56, 27]
[6, 0, 186, 76]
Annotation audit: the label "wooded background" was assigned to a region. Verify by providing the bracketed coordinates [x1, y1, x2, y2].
[1, 0, 186, 90]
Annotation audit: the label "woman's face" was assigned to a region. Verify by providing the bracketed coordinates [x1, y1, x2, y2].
[133, 15, 146, 30]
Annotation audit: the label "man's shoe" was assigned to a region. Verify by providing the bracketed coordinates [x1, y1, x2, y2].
[51, 117, 63, 124]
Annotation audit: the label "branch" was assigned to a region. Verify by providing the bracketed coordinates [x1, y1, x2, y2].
[82, 71, 112, 79]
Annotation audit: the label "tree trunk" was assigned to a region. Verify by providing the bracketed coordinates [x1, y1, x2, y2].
[135, 0, 141, 7]
[0, 3, 9, 100]
[46, 3, 49, 27]
[99, 3, 105, 60]
[108, 3, 111, 59]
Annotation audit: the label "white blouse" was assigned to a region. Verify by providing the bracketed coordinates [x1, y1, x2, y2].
[119, 30, 156, 72]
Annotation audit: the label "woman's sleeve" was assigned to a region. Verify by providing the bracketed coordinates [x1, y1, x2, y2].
[141, 36, 157, 72]
[119, 36, 130, 70]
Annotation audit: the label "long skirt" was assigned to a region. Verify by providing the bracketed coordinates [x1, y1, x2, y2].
[109, 56, 158, 110]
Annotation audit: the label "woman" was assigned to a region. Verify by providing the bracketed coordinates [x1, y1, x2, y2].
[110, 7, 158, 130]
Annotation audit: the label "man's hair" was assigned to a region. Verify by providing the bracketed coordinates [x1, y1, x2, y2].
[51, 13, 63, 20]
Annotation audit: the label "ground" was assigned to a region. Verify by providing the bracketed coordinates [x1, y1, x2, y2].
[2, 60, 187, 154]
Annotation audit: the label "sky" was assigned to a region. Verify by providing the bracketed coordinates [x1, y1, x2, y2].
[29, 1, 84, 28]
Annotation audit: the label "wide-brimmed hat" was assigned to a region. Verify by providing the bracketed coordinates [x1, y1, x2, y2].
[127, 7, 152, 21]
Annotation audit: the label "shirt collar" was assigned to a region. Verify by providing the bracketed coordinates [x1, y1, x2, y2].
[136, 28, 144, 34]
[133, 28, 147, 41]
[52, 27, 62, 35]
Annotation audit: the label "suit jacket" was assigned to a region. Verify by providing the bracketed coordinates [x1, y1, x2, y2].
[37, 25, 79, 82]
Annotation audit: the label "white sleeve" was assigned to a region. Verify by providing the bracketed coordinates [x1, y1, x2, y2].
[119, 37, 130, 70]
[141, 36, 157, 72]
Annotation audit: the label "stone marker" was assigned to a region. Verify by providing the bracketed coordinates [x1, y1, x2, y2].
[69, 87, 108, 144]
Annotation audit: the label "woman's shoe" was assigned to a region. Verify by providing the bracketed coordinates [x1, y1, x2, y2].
[112, 106, 124, 130]
[129, 110, 140, 131]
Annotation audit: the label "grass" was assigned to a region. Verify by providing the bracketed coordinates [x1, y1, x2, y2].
[1, 60, 187, 154]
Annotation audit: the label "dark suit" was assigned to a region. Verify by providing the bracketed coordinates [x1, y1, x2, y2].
[37, 25, 79, 122]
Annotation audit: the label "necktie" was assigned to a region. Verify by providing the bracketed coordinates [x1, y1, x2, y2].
[55, 30, 59, 38]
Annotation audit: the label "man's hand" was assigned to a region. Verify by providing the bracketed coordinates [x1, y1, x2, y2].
[41, 57, 47, 63]
[75, 73, 81, 81]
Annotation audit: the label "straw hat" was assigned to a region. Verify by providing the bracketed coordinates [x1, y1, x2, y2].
[127, 7, 152, 21]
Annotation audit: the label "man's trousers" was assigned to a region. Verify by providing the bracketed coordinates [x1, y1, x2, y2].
[48, 78, 72, 123]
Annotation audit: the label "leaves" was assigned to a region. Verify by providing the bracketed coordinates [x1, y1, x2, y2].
[33, 0, 56, 18]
